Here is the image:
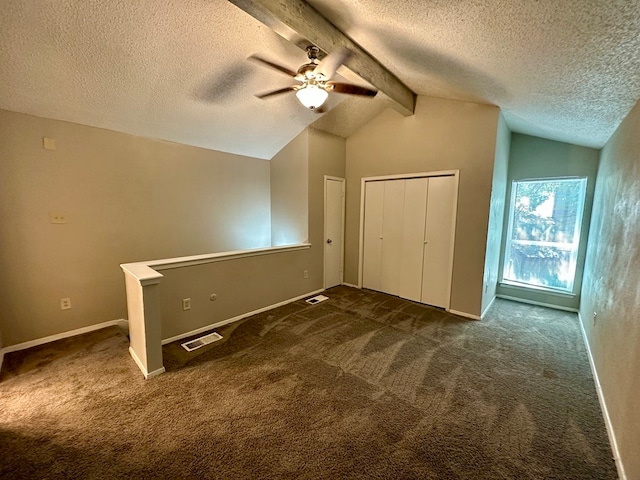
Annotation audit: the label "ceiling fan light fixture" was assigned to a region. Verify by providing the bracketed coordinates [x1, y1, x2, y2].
[296, 84, 328, 109]
[250, 46, 375, 110]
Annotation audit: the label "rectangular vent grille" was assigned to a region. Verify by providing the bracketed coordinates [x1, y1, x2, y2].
[306, 294, 329, 305]
[181, 332, 223, 352]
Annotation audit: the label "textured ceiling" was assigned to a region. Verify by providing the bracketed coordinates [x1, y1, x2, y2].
[0, 0, 356, 159]
[307, 0, 640, 148]
[1, 0, 639, 159]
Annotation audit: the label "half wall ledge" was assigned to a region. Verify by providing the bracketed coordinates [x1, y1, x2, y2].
[120, 243, 312, 379]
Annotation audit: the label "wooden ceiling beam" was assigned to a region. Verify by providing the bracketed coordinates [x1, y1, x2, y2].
[227, 0, 416, 116]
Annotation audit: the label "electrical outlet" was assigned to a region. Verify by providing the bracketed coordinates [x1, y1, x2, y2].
[49, 213, 67, 224]
[182, 298, 191, 311]
[60, 298, 71, 310]
[303, 270, 309, 279]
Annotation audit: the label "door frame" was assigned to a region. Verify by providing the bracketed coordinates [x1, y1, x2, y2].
[324, 175, 346, 289]
[358, 170, 459, 309]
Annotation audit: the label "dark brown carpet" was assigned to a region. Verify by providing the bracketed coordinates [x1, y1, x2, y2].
[0, 286, 617, 479]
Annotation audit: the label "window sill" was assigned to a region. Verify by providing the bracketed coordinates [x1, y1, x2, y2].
[499, 281, 576, 298]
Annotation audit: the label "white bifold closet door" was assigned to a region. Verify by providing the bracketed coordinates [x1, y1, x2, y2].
[379, 180, 405, 296]
[362, 181, 385, 292]
[362, 175, 456, 309]
[421, 176, 456, 308]
[399, 178, 429, 302]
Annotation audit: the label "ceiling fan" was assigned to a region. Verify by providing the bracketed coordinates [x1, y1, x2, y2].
[249, 46, 377, 111]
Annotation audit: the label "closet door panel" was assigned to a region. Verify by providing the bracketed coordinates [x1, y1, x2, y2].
[398, 178, 428, 302]
[362, 181, 385, 291]
[421, 176, 456, 308]
[380, 180, 405, 296]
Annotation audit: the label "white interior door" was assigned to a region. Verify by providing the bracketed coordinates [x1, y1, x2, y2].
[421, 176, 457, 308]
[398, 178, 428, 302]
[324, 177, 345, 288]
[362, 181, 384, 291]
[380, 180, 405, 296]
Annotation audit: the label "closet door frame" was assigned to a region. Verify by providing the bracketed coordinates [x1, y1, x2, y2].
[358, 170, 459, 310]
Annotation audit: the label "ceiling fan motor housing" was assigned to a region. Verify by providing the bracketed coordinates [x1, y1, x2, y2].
[296, 63, 321, 81]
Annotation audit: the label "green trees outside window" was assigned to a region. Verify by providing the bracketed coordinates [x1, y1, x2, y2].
[502, 178, 587, 292]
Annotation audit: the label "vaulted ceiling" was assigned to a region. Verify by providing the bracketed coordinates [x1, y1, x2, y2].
[1, 0, 638, 159]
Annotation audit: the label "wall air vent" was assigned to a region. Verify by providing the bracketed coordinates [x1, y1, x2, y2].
[181, 332, 223, 352]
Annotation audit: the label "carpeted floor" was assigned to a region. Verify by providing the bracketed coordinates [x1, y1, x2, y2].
[0, 286, 617, 479]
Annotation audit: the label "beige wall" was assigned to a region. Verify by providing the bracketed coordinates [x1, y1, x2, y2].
[345, 96, 500, 316]
[481, 113, 510, 314]
[580, 99, 640, 479]
[158, 128, 345, 341]
[158, 248, 314, 341]
[496, 134, 600, 309]
[0, 109, 271, 346]
[270, 129, 309, 246]
[308, 129, 347, 287]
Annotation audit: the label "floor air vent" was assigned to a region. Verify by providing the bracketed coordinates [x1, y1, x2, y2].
[306, 294, 329, 305]
[181, 332, 223, 352]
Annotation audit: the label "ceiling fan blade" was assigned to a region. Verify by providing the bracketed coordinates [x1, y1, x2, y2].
[314, 47, 352, 80]
[328, 82, 377, 97]
[255, 86, 296, 99]
[248, 55, 297, 77]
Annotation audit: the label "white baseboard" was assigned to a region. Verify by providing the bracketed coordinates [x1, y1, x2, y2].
[481, 296, 496, 319]
[1, 319, 129, 355]
[577, 312, 627, 480]
[128, 346, 166, 380]
[129, 346, 146, 377]
[161, 288, 325, 345]
[145, 366, 166, 379]
[448, 309, 481, 320]
[496, 294, 578, 312]
[342, 283, 360, 289]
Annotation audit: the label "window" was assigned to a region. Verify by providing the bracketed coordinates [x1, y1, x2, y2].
[502, 177, 587, 293]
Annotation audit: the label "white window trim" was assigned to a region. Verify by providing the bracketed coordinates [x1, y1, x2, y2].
[501, 177, 587, 294]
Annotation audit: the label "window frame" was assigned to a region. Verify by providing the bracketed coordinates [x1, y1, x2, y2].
[500, 176, 588, 294]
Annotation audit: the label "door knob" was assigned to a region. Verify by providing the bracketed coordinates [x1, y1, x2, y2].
[327, 239, 332, 244]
